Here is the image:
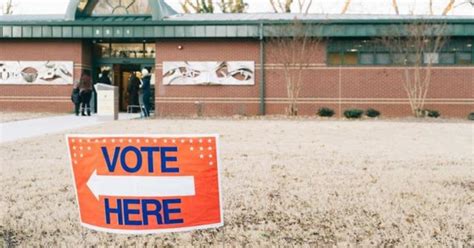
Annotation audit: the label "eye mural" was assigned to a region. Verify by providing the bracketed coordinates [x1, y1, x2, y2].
[0, 61, 74, 84]
[162, 61, 255, 85]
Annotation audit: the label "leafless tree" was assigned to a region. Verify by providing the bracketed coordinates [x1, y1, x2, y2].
[269, 0, 314, 14]
[392, 0, 400, 15]
[181, 0, 215, 13]
[219, 0, 247, 13]
[380, 20, 448, 117]
[297, 0, 313, 14]
[341, 0, 351, 14]
[1, 0, 15, 15]
[441, 0, 474, 15]
[442, 0, 456, 15]
[269, 0, 292, 13]
[453, 0, 474, 9]
[267, 20, 324, 116]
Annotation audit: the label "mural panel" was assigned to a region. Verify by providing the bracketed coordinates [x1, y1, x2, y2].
[0, 61, 74, 84]
[163, 61, 255, 85]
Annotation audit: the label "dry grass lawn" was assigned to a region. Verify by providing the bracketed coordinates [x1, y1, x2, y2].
[1, 118, 473, 247]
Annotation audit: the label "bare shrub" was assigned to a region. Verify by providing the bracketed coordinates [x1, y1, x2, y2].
[379, 20, 448, 117]
[267, 20, 324, 116]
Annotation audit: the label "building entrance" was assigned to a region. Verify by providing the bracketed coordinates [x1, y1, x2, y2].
[94, 63, 155, 113]
[92, 41, 156, 113]
[113, 64, 141, 112]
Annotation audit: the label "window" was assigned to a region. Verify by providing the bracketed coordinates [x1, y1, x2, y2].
[375, 53, 391, 65]
[456, 53, 472, 64]
[424, 53, 439, 64]
[359, 53, 375, 65]
[328, 53, 342, 65]
[327, 38, 473, 66]
[78, 0, 88, 12]
[439, 53, 455, 64]
[406, 54, 419, 65]
[92, 0, 152, 15]
[94, 42, 155, 59]
[94, 43, 111, 58]
[392, 53, 404, 65]
[343, 52, 358, 65]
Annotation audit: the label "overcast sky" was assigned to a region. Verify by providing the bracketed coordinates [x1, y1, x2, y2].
[1, 0, 473, 15]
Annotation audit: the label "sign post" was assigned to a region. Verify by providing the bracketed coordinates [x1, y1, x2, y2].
[66, 134, 223, 234]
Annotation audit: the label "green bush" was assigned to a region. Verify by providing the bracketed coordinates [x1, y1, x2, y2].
[366, 108, 381, 118]
[468, 112, 474, 121]
[344, 108, 364, 119]
[426, 109, 440, 118]
[317, 107, 335, 117]
[416, 109, 440, 118]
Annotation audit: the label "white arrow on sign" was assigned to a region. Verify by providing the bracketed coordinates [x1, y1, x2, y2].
[86, 170, 196, 200]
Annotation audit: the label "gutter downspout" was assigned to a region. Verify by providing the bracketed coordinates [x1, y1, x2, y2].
[259, 22, 266, 115]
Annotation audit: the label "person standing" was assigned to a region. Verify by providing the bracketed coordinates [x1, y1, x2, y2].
[98, 69, 112, 85]
[71, 80, 81, 116]
[79, 70, 93, 116]
[127, 72, 141, 112]
[140, 68, 152, 117]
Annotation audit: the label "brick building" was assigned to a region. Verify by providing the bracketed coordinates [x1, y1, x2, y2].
[0, 0, 472, 117]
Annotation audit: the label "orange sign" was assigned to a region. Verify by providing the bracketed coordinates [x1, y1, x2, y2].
[66, 134, 223, 234]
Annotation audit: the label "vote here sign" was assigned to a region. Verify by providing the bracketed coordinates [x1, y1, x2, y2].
[66, 134, 223, 234]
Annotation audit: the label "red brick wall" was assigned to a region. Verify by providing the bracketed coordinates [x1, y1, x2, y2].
[1, 39, 472, 117]
[0, 40, 90, 112]
[155, 39, 473, 118]
[265, 66, 473, 117]
[264, 41, 473, 118]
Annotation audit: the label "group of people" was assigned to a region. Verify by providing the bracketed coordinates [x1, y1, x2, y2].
[71, 71, 93, 116]
[127, 69, 152, 118]
[71, 68, 152, 117]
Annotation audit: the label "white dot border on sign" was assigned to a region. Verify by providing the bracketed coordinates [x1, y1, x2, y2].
[71, 136, 218, 167]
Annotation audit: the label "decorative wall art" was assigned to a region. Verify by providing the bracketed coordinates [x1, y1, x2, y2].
[162, 61, 255, 85]
[0, 61, 74, 84]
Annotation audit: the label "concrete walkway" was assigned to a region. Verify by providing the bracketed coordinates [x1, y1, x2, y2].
[0, 113, 140, 143]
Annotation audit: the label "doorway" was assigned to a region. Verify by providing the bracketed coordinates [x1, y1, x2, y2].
[111, 64, 141, 112]
[94, 63, 155, 114]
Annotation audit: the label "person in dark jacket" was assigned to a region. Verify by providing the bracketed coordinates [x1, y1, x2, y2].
[98, 69, 112, 85]
[140, 68, 152, 117]
[71, 80, 81, 116]
[127, 72, 141, 112]
[79, 70, 93, 116]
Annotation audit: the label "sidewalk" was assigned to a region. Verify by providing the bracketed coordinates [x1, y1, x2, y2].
[0, 113, 140, 143]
